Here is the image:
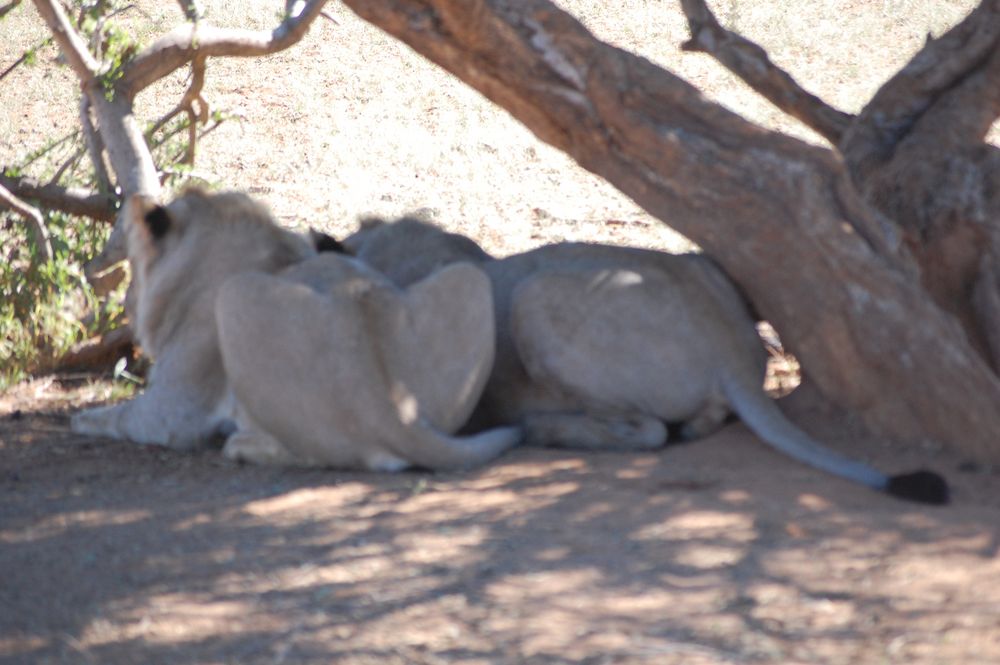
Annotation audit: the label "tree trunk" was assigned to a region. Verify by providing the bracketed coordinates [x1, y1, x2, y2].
[840, 1, 1000, 372]
[342, 0, 1000, 463]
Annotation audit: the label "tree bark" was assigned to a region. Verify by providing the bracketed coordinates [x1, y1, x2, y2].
[29, 0, 333, 273]
[677, 0, 1000, 372]
[842, 1, 1000, 371]
[342, 0, 1000, 463]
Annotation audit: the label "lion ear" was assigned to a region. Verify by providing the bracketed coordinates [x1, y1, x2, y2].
[309, 228, 350, 255]
[125, 195, 171, 241]
[143, 205, 172, 240]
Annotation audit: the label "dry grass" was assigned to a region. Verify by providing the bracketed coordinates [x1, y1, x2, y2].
[0, 0, 984, 259]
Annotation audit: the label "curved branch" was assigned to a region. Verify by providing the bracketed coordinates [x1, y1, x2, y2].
[120, 0, 331, 97]
[149, 55, 209, 165]
[0, 174, 117, 222]
[678, 0, 852, 144]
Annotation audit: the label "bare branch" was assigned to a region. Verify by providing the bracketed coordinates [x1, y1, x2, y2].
[841, 0, 1000, 179]
[30, 0, 99, 80]
[121, 0, 331, 97]
[79, 96, 114, 193]
[149, 55, 209, 165]
[32, 0, 160, 197]
[678, 0, 852, 144]
[56, 324, 134, 373]
[1, 36, 50, 82]
[0, 174, 116, 222]
[0, 182, 53, 264]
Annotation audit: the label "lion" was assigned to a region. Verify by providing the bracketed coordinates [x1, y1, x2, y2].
[71, 190, 315, 449]
[342, 216, 949, 504]
[71, 190, 520, 471]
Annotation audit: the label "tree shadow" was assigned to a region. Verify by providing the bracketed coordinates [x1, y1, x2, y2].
[1, 407, 999, 664]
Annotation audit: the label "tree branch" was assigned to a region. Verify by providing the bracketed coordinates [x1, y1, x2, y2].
[342, 0, 1000, 462]
[29, 0, 98, 80]
[0, 182, 53, 264]
[0, 174, 116, 222]
[79, 96, 114, 194]
[678, 0, 852, 144]
[32, 0, 160, 198]
[120, 0, 331, 97]
[840, 0, 1000, 179]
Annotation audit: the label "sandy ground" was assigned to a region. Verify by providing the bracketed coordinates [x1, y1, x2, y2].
[2, 380, 999, 664]
[3, 1, 999, 663]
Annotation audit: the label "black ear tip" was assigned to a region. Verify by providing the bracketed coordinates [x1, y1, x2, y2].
[886, 470, 950, 505]
[144, 205, 172, 239]
[310, 229, 350, 255]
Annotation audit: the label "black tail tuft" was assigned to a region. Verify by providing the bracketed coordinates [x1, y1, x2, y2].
[886, 470, 950, 505]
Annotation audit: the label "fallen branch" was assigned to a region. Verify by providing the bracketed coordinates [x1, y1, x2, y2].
[0, 174, 116, 222]
[56, 324, 135, 373]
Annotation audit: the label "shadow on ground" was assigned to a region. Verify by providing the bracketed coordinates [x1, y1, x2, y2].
[1, 393, 999, 665]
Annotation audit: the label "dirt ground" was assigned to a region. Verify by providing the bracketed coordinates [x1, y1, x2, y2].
[4, 1, 1000, 663]
[2, 380, 1000, 665]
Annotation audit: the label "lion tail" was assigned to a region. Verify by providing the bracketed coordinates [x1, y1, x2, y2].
[391, 423, 523, 472]
[722, 374, 948, 505]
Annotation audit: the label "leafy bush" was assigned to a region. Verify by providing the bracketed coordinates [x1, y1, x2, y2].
[0, 210, 124, 389]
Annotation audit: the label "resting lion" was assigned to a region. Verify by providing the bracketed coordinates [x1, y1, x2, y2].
[343, 217, 949, 504]
[71, 190, 519, 471]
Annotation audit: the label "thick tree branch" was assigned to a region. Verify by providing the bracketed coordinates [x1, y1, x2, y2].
[841, 0, 1000, 179]
[0, 174, 116, 222]
[120, 0, 331, 97]
[0, 182, 53, 264]
[342, 0, 1000, 462]
[678, 0, 852, 144]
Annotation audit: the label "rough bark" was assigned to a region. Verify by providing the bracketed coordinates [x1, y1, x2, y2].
[678, 0, 1000, 371]
[342, 0, 1000, 462]
[842, 1, 1000, 370]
